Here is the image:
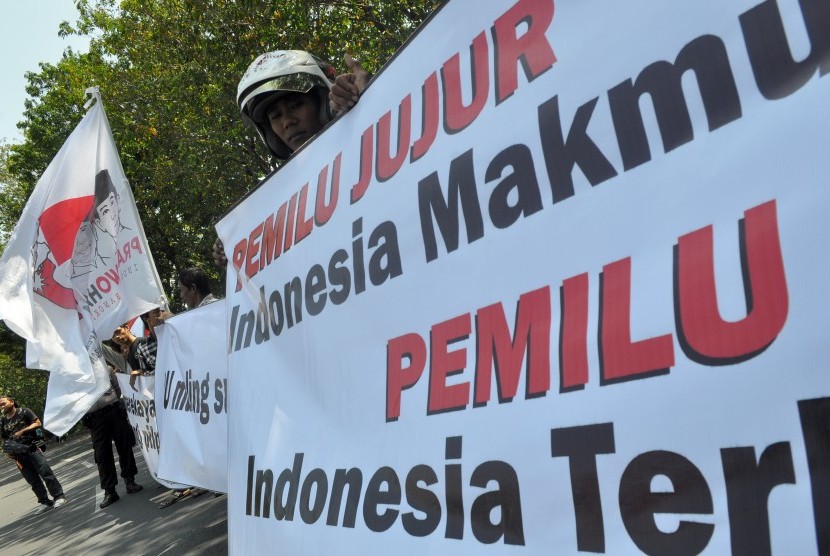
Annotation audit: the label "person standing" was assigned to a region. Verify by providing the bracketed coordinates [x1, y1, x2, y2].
[82, 365, 144, 508]
[0, 395, 67, 513]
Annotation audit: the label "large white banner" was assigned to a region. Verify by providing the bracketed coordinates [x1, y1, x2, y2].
[217, 0, 830, 553]
[154, 301, 229, 493]
[117, 373, 187, 490]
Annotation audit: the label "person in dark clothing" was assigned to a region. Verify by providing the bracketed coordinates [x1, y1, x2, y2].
[0, 395, 67, 513]
[112, 308, 169, 385]
[82, 364, 143, 508]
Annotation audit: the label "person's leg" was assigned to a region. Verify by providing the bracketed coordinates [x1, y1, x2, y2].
[18, 455, 51, 504]
[89, 408, 118, 492]
[29, 451, 63, 501]
[112, 406, 141, 492]
[87, 406, 122, 507]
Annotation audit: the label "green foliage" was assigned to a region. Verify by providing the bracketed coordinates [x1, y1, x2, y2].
[0, 322, 48, 420]
[0, 0, 441, 412]
[2, 0, 440, 307]
[0, 144, 26, 249]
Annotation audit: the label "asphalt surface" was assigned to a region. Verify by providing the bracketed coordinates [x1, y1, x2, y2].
[0, 434, 227, 555]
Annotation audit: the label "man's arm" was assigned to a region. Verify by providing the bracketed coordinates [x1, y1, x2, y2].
[12, 409, 41, 439]
[212, 238, 228, 268]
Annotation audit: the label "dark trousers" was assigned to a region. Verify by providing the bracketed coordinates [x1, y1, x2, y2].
[18, 450, 64, 504]
[85, 401, 138, 492]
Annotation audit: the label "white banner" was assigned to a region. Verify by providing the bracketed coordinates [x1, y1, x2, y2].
[154, 301, 229, 493]
[0, 92, 166, 435]
[217, 0, 830, 553]
[117, 373, 187, 490]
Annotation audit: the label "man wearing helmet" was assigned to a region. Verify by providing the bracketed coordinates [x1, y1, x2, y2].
[237, 50, 366, 159]
[238, 50, 334, 158]
[213, 50, 368, 266]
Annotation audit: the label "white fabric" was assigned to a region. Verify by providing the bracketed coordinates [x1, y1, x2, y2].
[0, 96, 166, 435]
[216, 0, 830, 552]
[154, 300, 228, 493]
[116, 373, 188, 490]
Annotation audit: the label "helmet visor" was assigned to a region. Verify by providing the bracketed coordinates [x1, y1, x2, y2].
[243, 73, 328, 124]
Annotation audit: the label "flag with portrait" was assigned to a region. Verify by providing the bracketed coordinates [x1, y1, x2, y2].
[0, 89, 165, 435]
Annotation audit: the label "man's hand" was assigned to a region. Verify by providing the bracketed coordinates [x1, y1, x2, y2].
[212, 237, 227, 268]
[129, 369, 141, 391]
[12, 430, 23, 439]
[329, 54, 370, 115]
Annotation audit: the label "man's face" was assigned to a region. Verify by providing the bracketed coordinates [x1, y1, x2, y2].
[96, 191, 119, 237]
[73, 224, 94, 259]
[267, 92, 323, 153]
[178, 281, 200, 309]
[0, 397, 14, 414]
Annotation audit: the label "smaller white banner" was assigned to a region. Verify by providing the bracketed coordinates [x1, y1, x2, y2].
[116, 373, 187, 490]
[154, 301, 229, 493]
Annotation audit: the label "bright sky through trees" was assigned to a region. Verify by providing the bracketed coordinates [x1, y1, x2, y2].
[0, 2, 89, 142]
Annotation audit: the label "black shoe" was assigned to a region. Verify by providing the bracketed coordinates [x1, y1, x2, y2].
[125, 479, 143, 494]
[100, 491, 120, 508]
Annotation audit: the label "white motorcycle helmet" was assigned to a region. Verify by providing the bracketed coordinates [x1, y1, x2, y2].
[238, 50, 337, 159]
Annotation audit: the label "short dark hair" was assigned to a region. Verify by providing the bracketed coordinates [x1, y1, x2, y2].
[178, 267, 212, 296]
[94, 169, 117, 206]
[86, 169, 118, 224]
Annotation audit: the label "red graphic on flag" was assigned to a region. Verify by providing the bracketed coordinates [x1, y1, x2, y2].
[38, 196, 94, 265]
[33, 258, 76, 309]
[32, 196, 94, 309]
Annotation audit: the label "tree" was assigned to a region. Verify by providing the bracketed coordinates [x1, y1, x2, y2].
[2, 0, 441, 306]
[0, 322, 48, 420]
[0, 0, 441, 417]
[0, 143, 27, 250]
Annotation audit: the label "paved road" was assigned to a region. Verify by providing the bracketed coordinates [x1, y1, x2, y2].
[0, 434, 227, 555]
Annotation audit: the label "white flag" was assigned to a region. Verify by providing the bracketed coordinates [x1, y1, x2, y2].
[0, 90, 166, 435]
